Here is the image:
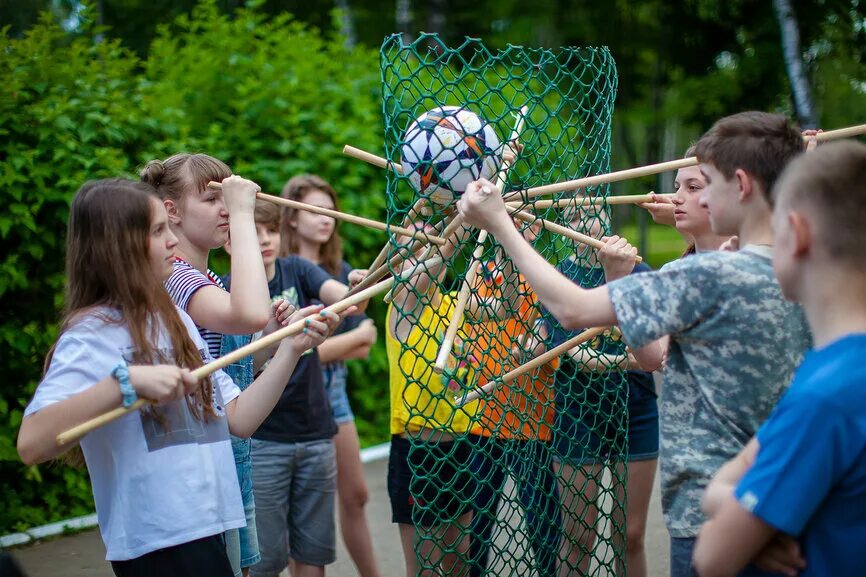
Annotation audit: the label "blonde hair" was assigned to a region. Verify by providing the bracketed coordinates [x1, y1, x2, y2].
[140, 153, 232, 205]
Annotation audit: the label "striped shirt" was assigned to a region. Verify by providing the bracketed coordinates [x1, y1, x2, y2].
[165, 258, 226, 359]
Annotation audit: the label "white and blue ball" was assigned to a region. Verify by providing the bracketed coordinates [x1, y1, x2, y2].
[400, 106, 502, 204]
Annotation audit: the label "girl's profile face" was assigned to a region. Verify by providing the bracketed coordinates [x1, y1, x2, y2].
[176, 184, 230, 249]
[672, 165, 711, 235]
[149, 198, 179, 282]
[291, 189, 336, 247]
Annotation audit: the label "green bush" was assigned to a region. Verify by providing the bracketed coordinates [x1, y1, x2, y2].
[0, 2, 391, 534]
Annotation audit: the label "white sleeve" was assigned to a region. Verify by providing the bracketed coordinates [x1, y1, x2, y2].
[212, 369, 241, 407]
[26, 327, 121, 417]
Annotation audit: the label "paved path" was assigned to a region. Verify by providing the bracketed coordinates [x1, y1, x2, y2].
[9, 459, 670, 576]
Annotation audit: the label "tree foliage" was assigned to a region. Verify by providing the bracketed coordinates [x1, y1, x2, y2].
[0, 2, 387, 533]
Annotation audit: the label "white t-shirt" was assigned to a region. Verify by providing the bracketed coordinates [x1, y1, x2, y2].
[25, 307, 244, 561]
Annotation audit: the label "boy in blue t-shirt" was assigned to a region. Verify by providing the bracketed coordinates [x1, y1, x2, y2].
[456, 111, 812, 577]
[693, 141, 866, 577]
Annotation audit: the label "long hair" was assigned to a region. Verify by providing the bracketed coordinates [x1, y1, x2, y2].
[140, 153, 232, 206]
[279, 174, 343, 276]
[53, 179, 214, 421]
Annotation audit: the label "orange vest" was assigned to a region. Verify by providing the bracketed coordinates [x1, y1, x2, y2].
[468, 262, 558, 440]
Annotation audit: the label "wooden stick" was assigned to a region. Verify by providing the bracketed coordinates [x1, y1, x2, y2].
[509, 209, 643, 264]
[433, 106, 528, 373]
[503, 122, 866, 203]
[56, 255, 445, 446]
[207, 182, 445, 246]
[814, 123, 866, 141]
[346, 198, 430, 297]
[510, 193, 673, 210]
[455, 326, 608, 406]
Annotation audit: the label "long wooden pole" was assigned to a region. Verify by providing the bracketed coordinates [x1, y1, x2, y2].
[503, 122, 866, 203]
[511, 193, 672, 211]
[207, 183, 445, 246]
[342, 146, 613, 253]
[55, 256, 443, 446]
[455, 326, 608, 407]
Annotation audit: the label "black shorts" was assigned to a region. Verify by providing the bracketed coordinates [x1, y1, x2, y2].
[387, 434, 475, 527]
[110, 533, 233, 577]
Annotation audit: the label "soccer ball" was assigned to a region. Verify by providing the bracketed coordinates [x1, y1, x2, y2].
[400, 106, 502, 204]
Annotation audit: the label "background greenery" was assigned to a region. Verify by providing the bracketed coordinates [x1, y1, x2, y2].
[1, 0, 863, 534]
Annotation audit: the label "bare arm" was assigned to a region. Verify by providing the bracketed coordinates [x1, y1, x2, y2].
[18, 365, 196, 465]
[226, 307, 341, 438]
[187, 176, 270, 333]
[317, 319, 377, 363]
[702, 437, 760, 516]
[457, 179, 616, 330]
[693, 500, 778, 577]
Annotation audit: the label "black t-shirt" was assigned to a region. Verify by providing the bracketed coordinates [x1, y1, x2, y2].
[320, 261, 366, 337]
[225, 256, 337, 442]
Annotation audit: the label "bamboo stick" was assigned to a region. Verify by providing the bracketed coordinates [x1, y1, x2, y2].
[56, 255, 444, 446]
[510, 193, 673, 211]
[207, 183, 445, 246]
[509, 208, 643, 264]
[502, 122, 866, 203]
[455, 326, 608, 407]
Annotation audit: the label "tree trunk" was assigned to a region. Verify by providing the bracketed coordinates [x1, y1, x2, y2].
[334, 0, 356, 48]
[396, 0, 412, 44]
[772, 0, 819, 128]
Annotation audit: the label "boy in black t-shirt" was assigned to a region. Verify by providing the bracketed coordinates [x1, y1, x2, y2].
[225, 200, 365, 577]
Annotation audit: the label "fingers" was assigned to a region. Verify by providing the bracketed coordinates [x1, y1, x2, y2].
[272, 299, 294, 326]
[755, 536, 806, 576]
[287, 303, 325, 325]
[348, 269, 368, 289]
[180, 368, 199, 396]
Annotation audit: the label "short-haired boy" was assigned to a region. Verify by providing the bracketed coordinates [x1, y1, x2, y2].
[456, 111, 812, 577]
[693, 140, 866, 577]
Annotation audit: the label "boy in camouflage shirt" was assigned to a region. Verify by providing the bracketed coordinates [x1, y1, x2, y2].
[456, 111, 812, 577]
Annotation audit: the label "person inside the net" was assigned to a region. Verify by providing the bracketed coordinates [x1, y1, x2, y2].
[529, 195, 660, 577]
[456, 111, 812, 577]
[385, 216, 480, 577]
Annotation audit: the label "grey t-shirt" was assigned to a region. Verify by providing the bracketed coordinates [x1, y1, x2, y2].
[608, 245, 811, 537]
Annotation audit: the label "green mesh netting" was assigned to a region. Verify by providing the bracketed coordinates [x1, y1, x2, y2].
[380, 34, 627, 577]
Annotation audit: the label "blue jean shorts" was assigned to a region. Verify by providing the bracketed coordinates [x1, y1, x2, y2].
[225, 437, 260, 576]
[322, 362, 354, 424]
[249, 438, 337, 575]
[552, 370, 659, 465]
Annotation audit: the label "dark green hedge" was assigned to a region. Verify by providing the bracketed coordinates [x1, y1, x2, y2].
[0, 2, 392, 534]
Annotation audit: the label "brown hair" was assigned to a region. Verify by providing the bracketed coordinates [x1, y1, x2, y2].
[140, 153, 232, 205]
[53, 179, 214, 421]
[279, 174, 342, 276]
[693, 112, 804, 206]
[254, 199, 281, 230]
[774, 140, 866, 266]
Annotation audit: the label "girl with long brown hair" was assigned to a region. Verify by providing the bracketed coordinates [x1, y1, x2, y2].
[17, 179, 343, 577]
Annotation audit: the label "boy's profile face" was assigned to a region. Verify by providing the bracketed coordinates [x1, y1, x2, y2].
[256, 222, 281, 268]
[698, 163, 740, 236]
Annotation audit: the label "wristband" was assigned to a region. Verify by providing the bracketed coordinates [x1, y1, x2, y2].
[112, 363, 137, 408]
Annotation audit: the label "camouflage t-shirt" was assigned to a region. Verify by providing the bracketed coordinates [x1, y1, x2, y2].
[608, 246, 811, 537]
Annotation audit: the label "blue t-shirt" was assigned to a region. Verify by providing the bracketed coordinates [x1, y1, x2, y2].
[735, 334, 866, 577]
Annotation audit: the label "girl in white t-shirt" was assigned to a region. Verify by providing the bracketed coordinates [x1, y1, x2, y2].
[17, 179, 343, 577]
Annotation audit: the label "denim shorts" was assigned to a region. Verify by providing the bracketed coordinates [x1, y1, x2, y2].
[249, 438, 337, 575]
[225, 437, 260, 576]
[552, 373, 659, 465]
[322, 362, 354, 424]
